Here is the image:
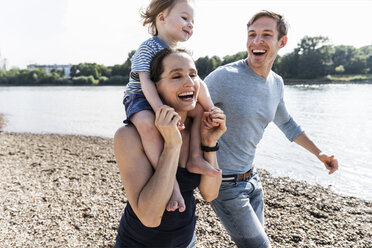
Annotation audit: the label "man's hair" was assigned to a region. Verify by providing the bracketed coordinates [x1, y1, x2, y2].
[141, 0, 185, 36]
[247, 10, 289, 40]
[150, 48, 192, 83]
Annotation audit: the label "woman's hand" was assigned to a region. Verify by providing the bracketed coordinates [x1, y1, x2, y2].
[201, 107, 227, 146]
[155, 105, 183, 147]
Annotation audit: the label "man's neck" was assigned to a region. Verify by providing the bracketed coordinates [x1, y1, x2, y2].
[245, 59, 271, 78]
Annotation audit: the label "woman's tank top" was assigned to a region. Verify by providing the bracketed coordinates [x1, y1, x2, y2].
[115, 167, 201, 248]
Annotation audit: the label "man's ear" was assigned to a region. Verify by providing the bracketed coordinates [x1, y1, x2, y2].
[279, 36, 288, 48]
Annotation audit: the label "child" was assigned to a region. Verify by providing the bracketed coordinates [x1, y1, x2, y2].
[123, 0, 221, 212]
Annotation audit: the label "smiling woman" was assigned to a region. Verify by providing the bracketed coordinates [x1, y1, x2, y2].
[113, 48, 226, 247]
[151, 49, 200, 112]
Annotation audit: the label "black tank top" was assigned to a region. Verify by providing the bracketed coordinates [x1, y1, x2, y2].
[115, 167, 201, 248]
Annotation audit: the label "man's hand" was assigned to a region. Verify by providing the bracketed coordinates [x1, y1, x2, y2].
[318, 153, 338, 175]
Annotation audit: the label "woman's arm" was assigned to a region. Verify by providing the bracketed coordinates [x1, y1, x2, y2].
[198, 107, 227, 201]
[114, 106, 182, 227]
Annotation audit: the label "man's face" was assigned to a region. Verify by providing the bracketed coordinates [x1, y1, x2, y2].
[246, 16, 287, 76]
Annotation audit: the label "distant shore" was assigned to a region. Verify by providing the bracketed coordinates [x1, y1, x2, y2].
[1, 74, 372, 87]
[0, 131, 370, 247]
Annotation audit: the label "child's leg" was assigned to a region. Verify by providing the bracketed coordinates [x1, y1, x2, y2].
[131, 110, 186, 211]
[197, 79, 214, 111]
[167, 180, 186, 212]
[186, 104, 222, 176]
[130, 110, 162, 167]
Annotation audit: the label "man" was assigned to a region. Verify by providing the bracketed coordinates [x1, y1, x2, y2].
[204, 10, 338, 248]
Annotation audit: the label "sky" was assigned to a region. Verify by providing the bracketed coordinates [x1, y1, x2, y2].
[0, 0, 371, 69]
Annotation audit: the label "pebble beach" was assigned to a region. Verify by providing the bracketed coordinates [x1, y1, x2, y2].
[0, 114, 371, 247]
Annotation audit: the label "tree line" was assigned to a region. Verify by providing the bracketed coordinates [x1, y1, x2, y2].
[0, 36, 371, 86]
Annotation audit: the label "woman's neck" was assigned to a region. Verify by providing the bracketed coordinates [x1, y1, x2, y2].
[178, 111, 188, 124]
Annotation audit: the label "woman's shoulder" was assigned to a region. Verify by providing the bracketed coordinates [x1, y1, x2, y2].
[114, 125, 142, 151]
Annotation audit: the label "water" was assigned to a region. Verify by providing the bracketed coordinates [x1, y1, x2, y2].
[1, 85, 371, 200]
[0, 86, 125, 138]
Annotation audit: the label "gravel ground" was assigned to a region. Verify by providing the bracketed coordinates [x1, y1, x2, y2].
[0, 130, 371, 247]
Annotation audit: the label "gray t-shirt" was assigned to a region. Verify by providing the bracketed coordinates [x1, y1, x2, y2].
[205, 59, 304, 174]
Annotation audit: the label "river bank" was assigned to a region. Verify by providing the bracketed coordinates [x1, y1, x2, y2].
[0, 132, 371, 247]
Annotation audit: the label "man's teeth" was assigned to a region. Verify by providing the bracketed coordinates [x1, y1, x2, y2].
[253, 50, 265, 53]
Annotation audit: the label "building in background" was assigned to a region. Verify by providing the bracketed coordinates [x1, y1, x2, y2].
[0, 50, 8, 71]
[27, 64, 72, 77]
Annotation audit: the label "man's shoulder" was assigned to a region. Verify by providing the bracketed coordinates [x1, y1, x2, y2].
[210, 60, 244, 76]
[270, 70, 284, 84]
[222, 59, 245, 70]
[205, 60, 245, 86]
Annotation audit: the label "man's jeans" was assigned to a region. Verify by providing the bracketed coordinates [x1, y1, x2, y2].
[211, 171, 270, 248]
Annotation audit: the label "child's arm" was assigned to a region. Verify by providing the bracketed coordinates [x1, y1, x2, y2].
[197, 78, 214, 111]
[188, 103, 204, 159]
[139, 72, 164, 111]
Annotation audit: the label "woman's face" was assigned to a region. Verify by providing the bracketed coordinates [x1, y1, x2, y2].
[156, 52, 200, 112]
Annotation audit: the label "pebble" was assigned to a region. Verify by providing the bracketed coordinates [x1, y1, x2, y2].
[0, 131, 371, 247]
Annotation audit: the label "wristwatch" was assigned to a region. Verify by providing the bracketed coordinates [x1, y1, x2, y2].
[201, 142, 219, 152]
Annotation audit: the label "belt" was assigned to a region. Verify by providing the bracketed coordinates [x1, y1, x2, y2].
[222, 167, 254, 182]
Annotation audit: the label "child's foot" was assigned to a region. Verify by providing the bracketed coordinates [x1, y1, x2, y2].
[187, 156, 222, 177]
[166, 188, 186, 212]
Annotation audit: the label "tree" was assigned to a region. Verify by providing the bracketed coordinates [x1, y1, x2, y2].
[335, 65, 345, 74]
[221, 51, 247, 65]
[297, 36, 329, 54]
[195, 55, 222, 79]
[366, 56, 372, 73]
[293, 36, 333, 79]
[110, 50, 135, 81]
[276, 52, 299, 78]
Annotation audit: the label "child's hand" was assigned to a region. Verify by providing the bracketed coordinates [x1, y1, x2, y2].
[203, 107, 223, 130]
[177, 121, 185, 130]
[201, 107, 226, 145]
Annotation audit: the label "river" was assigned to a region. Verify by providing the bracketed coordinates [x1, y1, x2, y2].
[0, 84, 371, 200]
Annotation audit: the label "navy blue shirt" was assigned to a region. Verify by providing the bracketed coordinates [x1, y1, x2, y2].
[115, 167, 201, 247]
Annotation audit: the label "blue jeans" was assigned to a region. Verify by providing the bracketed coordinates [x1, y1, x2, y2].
[123, 92, 153, 124]
[185, 233, 196, 248]
[211, 171, 270, 248]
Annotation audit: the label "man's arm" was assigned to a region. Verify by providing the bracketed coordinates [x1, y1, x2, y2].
[273, 84, 338, 175]
[294, 132, 338, 174]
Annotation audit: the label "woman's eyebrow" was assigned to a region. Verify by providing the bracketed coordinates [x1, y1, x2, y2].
[169, 68, 183, 73]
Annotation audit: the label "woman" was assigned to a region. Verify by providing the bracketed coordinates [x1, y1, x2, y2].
[114, 48, 226, 247]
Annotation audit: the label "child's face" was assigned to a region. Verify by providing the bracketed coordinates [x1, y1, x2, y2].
[163, 0, 195, 42]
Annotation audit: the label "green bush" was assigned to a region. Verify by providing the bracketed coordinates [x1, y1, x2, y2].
[105, 75, 127, 85]
[71, 75, 97, 85]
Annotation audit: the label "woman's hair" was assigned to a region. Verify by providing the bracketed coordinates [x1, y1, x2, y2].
[150, 48, 192, 83]
[247, 10, 289, 40]
[140, 0, 182, 36]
